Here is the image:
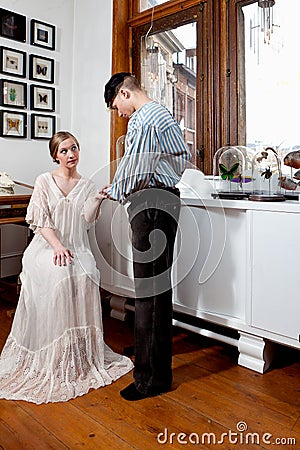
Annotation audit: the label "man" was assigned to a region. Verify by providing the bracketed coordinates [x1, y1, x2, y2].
[103, 72, 191, 401]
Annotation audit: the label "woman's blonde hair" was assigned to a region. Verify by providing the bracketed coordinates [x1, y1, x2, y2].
[49, 131, 80, 163]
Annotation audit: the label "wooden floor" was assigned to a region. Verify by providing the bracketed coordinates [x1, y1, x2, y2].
[0, 281, 299, 449]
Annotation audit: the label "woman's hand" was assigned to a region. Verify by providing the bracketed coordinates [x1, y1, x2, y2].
[99, 184, 113, 199]
[53, 245, 74, 266]
[39, 228, 74, 266]
[95, 192, 106, 202]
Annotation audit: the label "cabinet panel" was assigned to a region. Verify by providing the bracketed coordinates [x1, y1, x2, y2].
[251, 210, 300, 340]
[0, 224, 28, 278]
[173, 205, 247, 320]
[91, 200, 135, 296]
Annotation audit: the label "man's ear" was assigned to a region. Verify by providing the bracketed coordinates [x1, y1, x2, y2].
[119, 88, 130, 99]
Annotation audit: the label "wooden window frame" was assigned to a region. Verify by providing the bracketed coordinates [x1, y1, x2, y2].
[110, 0, 249, 176]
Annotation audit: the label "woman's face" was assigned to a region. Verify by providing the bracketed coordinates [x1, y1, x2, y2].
[55, 137, 80, 169]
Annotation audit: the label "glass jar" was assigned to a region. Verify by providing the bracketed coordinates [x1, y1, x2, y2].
[212, 146, 249, 198]
[250, 146, 285, 201]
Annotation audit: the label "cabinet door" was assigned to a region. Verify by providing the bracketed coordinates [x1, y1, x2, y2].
[173, 204, 247, 320]
[251, 210, 300, 340]
[91, 200, 134, 296]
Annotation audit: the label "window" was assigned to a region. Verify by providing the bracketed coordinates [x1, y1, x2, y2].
[187, 97, 194, 129]
[139, 0, 171, 12]
[139, 22, 197, 162]
[130, 1, 208, 169]
[240, 0, 300, 160]
[111, 0, 245, 175]
[112, 1, 299, 180]
[176, 93, 184, 127]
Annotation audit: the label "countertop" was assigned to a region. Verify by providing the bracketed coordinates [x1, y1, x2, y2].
[179, 188, 300, 213]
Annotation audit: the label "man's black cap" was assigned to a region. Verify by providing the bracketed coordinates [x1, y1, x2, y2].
[104, 72, 131, 108]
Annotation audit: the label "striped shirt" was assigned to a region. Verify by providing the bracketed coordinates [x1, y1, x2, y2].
[108, 101, 191, 203]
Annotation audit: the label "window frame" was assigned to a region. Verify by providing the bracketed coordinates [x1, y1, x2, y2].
[110, 0, 248, 175]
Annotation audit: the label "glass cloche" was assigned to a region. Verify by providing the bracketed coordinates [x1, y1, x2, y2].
[249, 146, 285, 201]
[212, 146, 253, 199]
[280, 148, 300, 200]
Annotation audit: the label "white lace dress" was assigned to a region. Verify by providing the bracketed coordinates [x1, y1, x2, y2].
[0, 172, 133, 404]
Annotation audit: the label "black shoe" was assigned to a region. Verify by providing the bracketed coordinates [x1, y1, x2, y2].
[123, 345, 134, 357]
[120, 383, 170, 401]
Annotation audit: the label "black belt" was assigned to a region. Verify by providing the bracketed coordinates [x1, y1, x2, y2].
[150, 185, 180, 195]
[126, 186, 180, 207]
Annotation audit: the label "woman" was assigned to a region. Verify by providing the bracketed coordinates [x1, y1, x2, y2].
[0, 131, 133, 404]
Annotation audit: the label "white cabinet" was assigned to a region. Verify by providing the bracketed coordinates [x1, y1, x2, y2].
[90, 200, 135, 320]
[172, 198, 300, 372]
[174, 204, 247, 322]
[90, 200, 134, 297]
[250, 210, 300, 341]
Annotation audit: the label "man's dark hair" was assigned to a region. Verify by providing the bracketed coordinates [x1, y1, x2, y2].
[104, 72, 131, 108]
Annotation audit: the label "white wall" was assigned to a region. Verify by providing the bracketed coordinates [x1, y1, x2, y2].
[0, 0, 113, 276]
[72, 0, 112, 186]
[0, 0, 112, 186]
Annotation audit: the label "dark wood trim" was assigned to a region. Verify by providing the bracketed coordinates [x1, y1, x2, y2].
[226, 0, 256, 147]
[0, 192, 31, 226]
[130, 0, 204, 25]
[198, 0, 212, 173]
[0, 195, 31, 206]
[110, 0, 131, 180]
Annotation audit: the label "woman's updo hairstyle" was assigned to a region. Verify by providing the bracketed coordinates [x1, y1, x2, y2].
[49, 131, 80, 164]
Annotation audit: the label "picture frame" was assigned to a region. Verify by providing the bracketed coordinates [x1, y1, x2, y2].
[0, 8, 26, 42]
[29, 54, 54, 84]
[0, 46, 26, 78]
[0, 79, 27, 109]
[30, 19, 55, 50]
[0, 110, 27, 138]
[31, 113, 55, 139]
[30, 84, 55, 112]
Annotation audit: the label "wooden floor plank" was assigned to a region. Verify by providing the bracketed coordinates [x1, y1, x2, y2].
[198, 368, 299, 425]
[293, 417, 300, 434]
[72, 380, 166, 450]
[219, 362, 300, 407]
[18, 400, 135, 449]
[0, 401, 67, 450]
[167, 376, 300, 447]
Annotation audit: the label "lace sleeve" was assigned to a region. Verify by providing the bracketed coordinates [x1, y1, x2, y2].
[25, 176, 55, 233]
[82, 180, 102, 224]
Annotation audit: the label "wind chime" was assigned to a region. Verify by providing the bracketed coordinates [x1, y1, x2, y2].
[258, 0, 276, 44]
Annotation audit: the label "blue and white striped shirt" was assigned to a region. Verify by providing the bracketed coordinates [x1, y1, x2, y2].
[108, 101, 191, 203]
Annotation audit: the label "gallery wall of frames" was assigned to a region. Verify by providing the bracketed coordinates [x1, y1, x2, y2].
[0, 7, 56, 140]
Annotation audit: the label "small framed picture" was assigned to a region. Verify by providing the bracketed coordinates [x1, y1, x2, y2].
[0, 79, 27, 109]
[30, 19, 55, 50]
[0, 46, 26, 78]
[29, 54, 54, 84]
[30, 84, 55, 111]
[0, 110, 27, 138]
[0, 8, 26, 42]
[31, 113, 55, 139]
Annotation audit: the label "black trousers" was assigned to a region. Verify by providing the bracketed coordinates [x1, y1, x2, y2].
[127, 187, 181, 394]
